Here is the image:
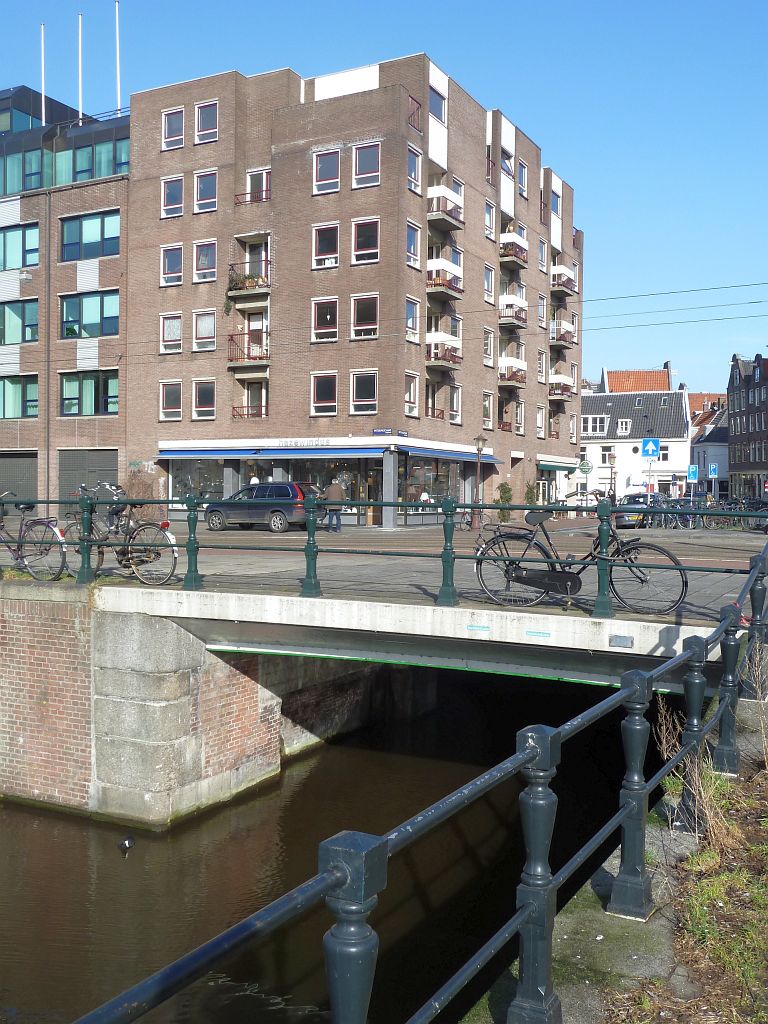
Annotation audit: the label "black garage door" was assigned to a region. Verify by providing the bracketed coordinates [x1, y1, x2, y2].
[58, 450, 119, 500]
[0, 452, 37, 500]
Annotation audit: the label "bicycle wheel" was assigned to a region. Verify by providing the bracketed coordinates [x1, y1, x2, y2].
[128, 524, 177, 585]
[476, 532, 551, 607]
[609, 542, 687, 615]
[21, 522, 65, 581]
[63, 521, 105, 578]
[701, 514, 717, 531]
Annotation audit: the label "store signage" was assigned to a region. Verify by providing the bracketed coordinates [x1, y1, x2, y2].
[372, 428, 393, 435]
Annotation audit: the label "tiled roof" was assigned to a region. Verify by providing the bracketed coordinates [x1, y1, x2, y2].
[606, 369, 671, 392]
[688, 392, 726, 415]
[692, 407, 729, 446]
[581, 390, 689, 441]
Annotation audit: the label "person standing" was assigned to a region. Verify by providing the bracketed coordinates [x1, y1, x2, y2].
[321, 477, 345, 532]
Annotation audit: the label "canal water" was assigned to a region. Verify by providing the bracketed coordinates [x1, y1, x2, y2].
[0, 672, 674, 1023]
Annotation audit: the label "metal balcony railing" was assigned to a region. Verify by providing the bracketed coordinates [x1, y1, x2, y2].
[232, 404, 268, 419]
[497, 420, 514, 432]
[499, 239, 528, 264]
[408, 96, 422, 131]
[426, 271, 464, 295]
[424, 407, 445, 419]
[227, 331, 270, 362]
[426, 343, 462, 365]
[498, 368, 527, 385]
[427, 195, 465, 224]
[228, 262, 271, 291]
[234, 189, 271, 205]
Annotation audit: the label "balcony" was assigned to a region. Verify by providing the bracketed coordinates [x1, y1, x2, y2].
[548, 430, 560, 440]
[499, 232, 528, 267]
[232, 404, 268, 419]
[425, 406, 445, 420]
[498, 294, 528, 327]
[498, 420, 514, 432]
[548, 375, 575, 402]
[550, 265, 578, 296]
[426, 261, 464, 300]
[498, 356, 526, 388]
[227, 331, 270, 367]
[425, 341, 463, 369]
[427, 186, 464, 230]
[234, 189, 271, 205]
[227, 262, 271, 301]
[549, 320, 577, 348]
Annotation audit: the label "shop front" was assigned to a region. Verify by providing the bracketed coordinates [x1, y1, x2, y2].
[536, 456, 580, 504]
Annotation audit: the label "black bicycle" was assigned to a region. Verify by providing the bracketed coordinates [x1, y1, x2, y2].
[0, 490, 66, 581]
[475, 506, 688, 614]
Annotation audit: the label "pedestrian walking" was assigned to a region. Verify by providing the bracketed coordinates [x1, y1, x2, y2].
[321, 478, 346, 532]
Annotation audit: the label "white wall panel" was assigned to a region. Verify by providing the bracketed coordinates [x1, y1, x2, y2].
[500, 116, 516, 155]
[429, 62, 449, 97]
[0, 198, 21, 228]
[76, 338, 99, 370]
[0, 346, 21, 375]
[500, 174, 515, 216]
[77, 259, 100, 292]
[314, 65, 379, 101]
[0, 270, 21, 302]
[428, 119, 448, 169]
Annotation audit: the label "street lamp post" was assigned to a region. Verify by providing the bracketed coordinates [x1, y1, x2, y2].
[607, 450, 616, 504]
[472, 434, 487, 530]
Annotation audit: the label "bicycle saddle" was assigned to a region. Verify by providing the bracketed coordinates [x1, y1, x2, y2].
[14, 502, 35, 512]
[524, 510, 553, 525]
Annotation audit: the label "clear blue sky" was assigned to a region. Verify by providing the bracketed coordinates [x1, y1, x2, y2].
[6, 0, 767, 391]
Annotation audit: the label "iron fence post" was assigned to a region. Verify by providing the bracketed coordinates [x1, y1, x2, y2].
[301, 493, 323, 598]
[744, 553, 768, 698]
[182, 495, 203, 591]
[75, 493, 96, 585]
[318, 830, 388, 1024]
[590, 497, 614, 619]
[435, 497, 459, 607]
[675, 635, 707, 834]
[712, 606, 741, 775]
[607, 670, 654, 920]
[508, 725, 562, 1024]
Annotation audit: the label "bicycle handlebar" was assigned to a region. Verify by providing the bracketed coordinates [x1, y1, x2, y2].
[0, 491, 16, 499]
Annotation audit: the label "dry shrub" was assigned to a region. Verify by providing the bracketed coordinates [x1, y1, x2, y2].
[744, 639, 768, 772]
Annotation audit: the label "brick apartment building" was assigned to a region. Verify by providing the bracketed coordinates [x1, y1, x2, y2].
[0, 57, 584, 525]
[728, 353, 767, 498]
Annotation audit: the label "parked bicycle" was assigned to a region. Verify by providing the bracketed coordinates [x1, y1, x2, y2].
[64, 482, 178, 585]
[0, 491, 66, 581]
[474, 499, 688, 614]
[457, 508, 494, 532]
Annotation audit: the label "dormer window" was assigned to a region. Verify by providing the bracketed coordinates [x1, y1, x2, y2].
[635, 397, 643, 407]
[617, 419, 631, 435]
[660, 396, 668, 407]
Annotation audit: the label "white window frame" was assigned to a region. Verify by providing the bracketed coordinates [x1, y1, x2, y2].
[536, 405, 546, 439]
[311, 371, 338, 416]
[537, 294, 547, 327]
[484, 201, 496, 240]
[194, 169, 217, 213]
[192, 309, 216, 352]
[407, 146, 422, 193]
[353, 142, 381, 188]
[194, 100, 218, 145]
[537, 350, 546, 382]
[571, 363, 578, 388]
[449, 245, 463, 274]
[551, 190, 561, 216]
[314, 149, 340, 195]
[515, 401, 525, 434]
[428, 87, 446, 124]
[538, 238, 547, 272]
[192, 239, 217, 283]
[448, 314, 462, 340]
[483, 328, 494, 366]
[351, 218, 380, 265]
[161, 107, 184, 151]
[312, 296, 338, 342]
[482, 391, 493, 430]
[349, 369, 378, 415]
[405, 372, 419, 417]
[245, 167, 271, 202]
[351, 293, 379, 339]
[483, 264, 494, 304]
[406, 221, 421, 268]
[500, 148, 514, 177]
[448, 383, 462, 424]
[192, 378, 216, 419]
[451, 177, 464, 203]
[660, 445, 670, 463]
[569, 413, 577, 442]
[617, 418, 631, 435]
[405, 296, 420, 343]
[312, 223, 340, 270]
[160, 312, 182, 354]
[518, 160, 528, 197]
[516, 222, 528, 240]
[160, 244, 183, 287]
[161, 175, 183, 218]
[159, 380, 182, 420]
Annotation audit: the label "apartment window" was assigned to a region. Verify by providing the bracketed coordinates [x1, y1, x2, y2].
[734, 368, 740, 385]
[537, 294, 547, 327]
[160, 313, 182, 354]
[193, 240, 217, 282]
[482, 392, 493, 430]
[448, 315, 462, 340]
[551, 191, 561, 216]
[353, 143, 380, 188]
[659, 445, 670, 463]
[195, 101, 218, 144]
[0, 223, 39, 269]
[449, 245, 463, 274]
[483, 328, 494, 365]
[406, 297, 420, 343]
[518, 160, 528, 197]
[569, 414, 577, 442]
[406, 221, 420, 267]
[449, 384, 461, 424]
[581, 415, 607, 434]
[405, 373, 419, 417]
[159, 381, 182, 420]
[0, 376, 37, 418]
[516, 222, 528, 240]
[571, 363, 578, 388]
[194, 170, 217, 213]
[193, 379, 216, 418]
[61, 290, 119, 338]
[571, 312, 579, 339]
[536, 405, 546, 438]
[312, 298, 338, 342]
[246, 168, 271, 202]
[483, 265, 494, 303]
[617, 418, 631, 435]
[537, 350, 546, 381]
[538, 238, 547, 272]
[485, 201, 495, 239]
[515, 401, 525, 434]
[572, 262, 580, 289]
[0, 299, 38, 345]
[161, 245, 182, 286]
[500, 148, 513, 177]
[352, 220, 379, 264]
[311, 372, 337, 415]
[314, 150, 340, 194]
[451, 177, 464, 203]
[23, 150, 42, 191]
[600, 446, 614, 466]
[352, 295, 378, 338]
[193, 310, 216, 351]
[162, 108, 184, 150]
[313, 224, 339, 269]
[74, 145, 94, 182]
[60, 370, 118, 416]
[428, 87, 446, 124]
[407, 147, 422, 193]
[61, 211, 120, 260]
[161, 178, 183, 218]
[345, 370, 377, 415]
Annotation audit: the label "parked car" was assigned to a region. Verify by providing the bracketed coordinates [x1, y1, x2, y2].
[614, 493, 652, 528]
[205, 482, 321, 533]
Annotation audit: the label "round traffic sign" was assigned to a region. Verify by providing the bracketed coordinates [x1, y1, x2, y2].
[578, 460, 593, 475]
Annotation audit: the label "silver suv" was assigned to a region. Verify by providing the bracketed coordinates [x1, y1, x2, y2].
[204, 482, 320, 533]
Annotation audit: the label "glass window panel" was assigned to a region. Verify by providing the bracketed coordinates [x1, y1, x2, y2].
[62, 297, 80, 337]
[115, 138, 130, 173]
[428, 88, 445, 122]
[61, 375, 80, 415]
[81, 215, 102, 259]
[0, 156, 4, 197]
[81, 295, 102, 337]
[3, 379, 21, 418]
[24, 300, 38, 341]
[316, 226, 337, 256]
[162, 315, 181, 341]
[4, 228, 21, 269]
[62, 219, 80, 261]
[0, 113, 8, 133]
[102, 292, 119, 335]
[314, 375, 336, 403]
[197, 103, 218, 135]
[5, 153, 22, 195]
[103, 212, 120, 255]
[74, 146, 93, 180]
[162, 383, 181, 411]
[95, 141, 113, 178]
[105, 373, 119, 413]
[24, 379, 38, 417]
[356, 144, 379, 176]
[195, 381, 215, 408]
[354, 221, 378, 255]
[24, 225, 38, 265]
[24, 150, 41, 189]
[55, 149, 72, 186]
[196, 172, 216, 205]
[5, 303, 21, 344]
[354, 297, 377, 327]
[81, 374, 96, 415]
[195, 312, 215, 339]
[164, 110, 183, 144]
[354, 373, 376, 401]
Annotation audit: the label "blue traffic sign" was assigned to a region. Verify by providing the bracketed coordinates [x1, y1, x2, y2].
[641, 438, 661, 458]
[708, 462, 718, 479]
[687, 465, 699, 483]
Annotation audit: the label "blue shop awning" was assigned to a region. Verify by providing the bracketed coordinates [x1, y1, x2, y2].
[255, 447, 387, 459]
[159, 449, 260, 459]
[397, 445, 502, 464]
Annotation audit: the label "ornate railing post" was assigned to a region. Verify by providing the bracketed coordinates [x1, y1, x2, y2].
[318, 830, 388, 1024]
[435, 497, 459, 607]
[675, 635, 707, 834]
[712, 606, 741, 775]
[75, 492, 96, 585]
[590, 497, 615, 619]
[744, 553, 768, 698]
[182, 494, 203, 591]
[607, 670, 654, 920]
[301, 492, 323, 598]
[508, 724, 562, 1024]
